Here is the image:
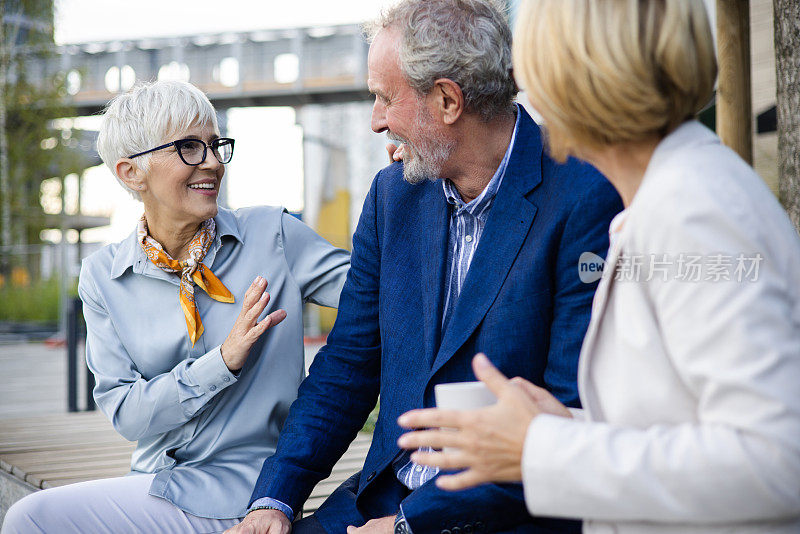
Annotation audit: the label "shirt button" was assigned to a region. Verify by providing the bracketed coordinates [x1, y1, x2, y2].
[210, 385, 217, 391]
[465, 235, 473, 243]
[223, 376, 230, 383]
[415, 465, 423, 473]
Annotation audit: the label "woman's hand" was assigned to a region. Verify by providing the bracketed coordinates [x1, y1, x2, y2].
[220, 276, 287, 372]
[397, 353, 571, 491]
[386, 142, 406, 162]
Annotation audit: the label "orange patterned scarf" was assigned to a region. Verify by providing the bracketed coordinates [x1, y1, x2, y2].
[138, 216, 234, 346]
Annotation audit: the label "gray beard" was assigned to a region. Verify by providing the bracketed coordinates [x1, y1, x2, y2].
[387, 123, 455, 185]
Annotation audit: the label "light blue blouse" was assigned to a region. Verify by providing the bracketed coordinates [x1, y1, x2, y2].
[78, 206, 350, 519]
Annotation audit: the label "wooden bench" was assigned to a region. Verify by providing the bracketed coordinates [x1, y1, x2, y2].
[0, 411, 371, 523]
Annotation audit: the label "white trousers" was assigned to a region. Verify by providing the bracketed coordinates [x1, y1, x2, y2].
[1, 474, 242, 534]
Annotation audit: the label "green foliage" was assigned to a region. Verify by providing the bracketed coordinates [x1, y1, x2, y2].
[1, 0, 78, 249]
[0, 276, 60, 322]
[361, 399, 379, 434]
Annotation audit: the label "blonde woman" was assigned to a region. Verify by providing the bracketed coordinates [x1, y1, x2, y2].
[398, 1, 800, 532]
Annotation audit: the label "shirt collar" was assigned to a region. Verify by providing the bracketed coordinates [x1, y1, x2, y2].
[109, 206, 243, 279]
[214, 207, 243, 244]
[442, 103, 521, 213]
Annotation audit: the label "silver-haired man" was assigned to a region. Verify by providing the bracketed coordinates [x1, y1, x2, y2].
[227, 0, 621, 533]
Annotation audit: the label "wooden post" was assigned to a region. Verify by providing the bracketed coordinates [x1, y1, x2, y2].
[67, 297, 79, 412]
[716, 0, 753, 165]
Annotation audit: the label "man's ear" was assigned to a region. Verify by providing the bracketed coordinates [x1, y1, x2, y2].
[430, 78, 464, 125]
[115, 158, 145, 193]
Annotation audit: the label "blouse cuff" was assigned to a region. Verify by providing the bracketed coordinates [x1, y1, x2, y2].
[186, 345, 237, 396]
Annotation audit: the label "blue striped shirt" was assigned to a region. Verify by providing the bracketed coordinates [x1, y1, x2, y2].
[397, 106, 520, 491]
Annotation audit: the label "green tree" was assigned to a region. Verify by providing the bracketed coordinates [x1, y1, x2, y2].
[1, 0, 78, 275]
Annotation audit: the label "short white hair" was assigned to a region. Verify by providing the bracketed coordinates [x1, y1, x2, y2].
[365, 0, 517, 122]
[96, 80, 219, 200]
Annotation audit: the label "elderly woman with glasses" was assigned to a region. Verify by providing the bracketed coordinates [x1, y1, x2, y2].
[398, 1, 800, 532]
[2, 80, 350, 534]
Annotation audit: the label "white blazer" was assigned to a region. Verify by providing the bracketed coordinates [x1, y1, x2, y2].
[521, 121, 800, 533]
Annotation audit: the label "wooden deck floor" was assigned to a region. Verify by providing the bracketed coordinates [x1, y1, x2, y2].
[0, 411, 370, 515]
[0, 342, 370, 523]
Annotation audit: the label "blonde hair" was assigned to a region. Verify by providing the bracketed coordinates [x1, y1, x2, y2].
[513, 0, 717, 161]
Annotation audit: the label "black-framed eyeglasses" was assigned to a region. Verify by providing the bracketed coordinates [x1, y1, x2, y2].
[128, 137, 235, 166]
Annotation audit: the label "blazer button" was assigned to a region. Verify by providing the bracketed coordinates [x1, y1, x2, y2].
[464, 525, 473, 534]
[452, 528, 461, 534]
[366, 471, 376, 482]
[475, 522, 484, 532]
[441, 530, 451, 534]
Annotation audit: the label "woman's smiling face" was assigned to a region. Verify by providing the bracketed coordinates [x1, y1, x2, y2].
[139, 122, 224, 230]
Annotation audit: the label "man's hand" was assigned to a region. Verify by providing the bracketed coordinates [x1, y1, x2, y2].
[347, 515, 396, 534]
[224, 509, 291, 534]
[396, 353, 571, 491]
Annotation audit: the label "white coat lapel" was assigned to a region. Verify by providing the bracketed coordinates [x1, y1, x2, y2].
[577, 238, 622, 419]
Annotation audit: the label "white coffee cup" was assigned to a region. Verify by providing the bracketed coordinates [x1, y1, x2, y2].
[434, 381, 497, 453]
[434, 381, 498, 411]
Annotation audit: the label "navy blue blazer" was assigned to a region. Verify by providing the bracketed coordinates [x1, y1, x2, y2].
[251, 109, 623, 533]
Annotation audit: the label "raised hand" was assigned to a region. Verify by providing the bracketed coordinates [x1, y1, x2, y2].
[220, 276, 287, 372]
[385, 142, 406, 162]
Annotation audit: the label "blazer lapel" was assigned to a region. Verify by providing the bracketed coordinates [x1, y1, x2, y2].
[419, 184, 450, 365]
[429, 109, 544, 378]
[430, 191, 537, 377]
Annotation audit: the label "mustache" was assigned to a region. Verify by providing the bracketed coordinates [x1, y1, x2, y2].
[386, 131, 406, 144]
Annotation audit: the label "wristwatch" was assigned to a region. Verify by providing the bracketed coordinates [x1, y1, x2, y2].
[394, 514, 411, 534]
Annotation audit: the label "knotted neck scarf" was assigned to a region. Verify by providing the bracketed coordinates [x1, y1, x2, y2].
[138, 216, 234, 346]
